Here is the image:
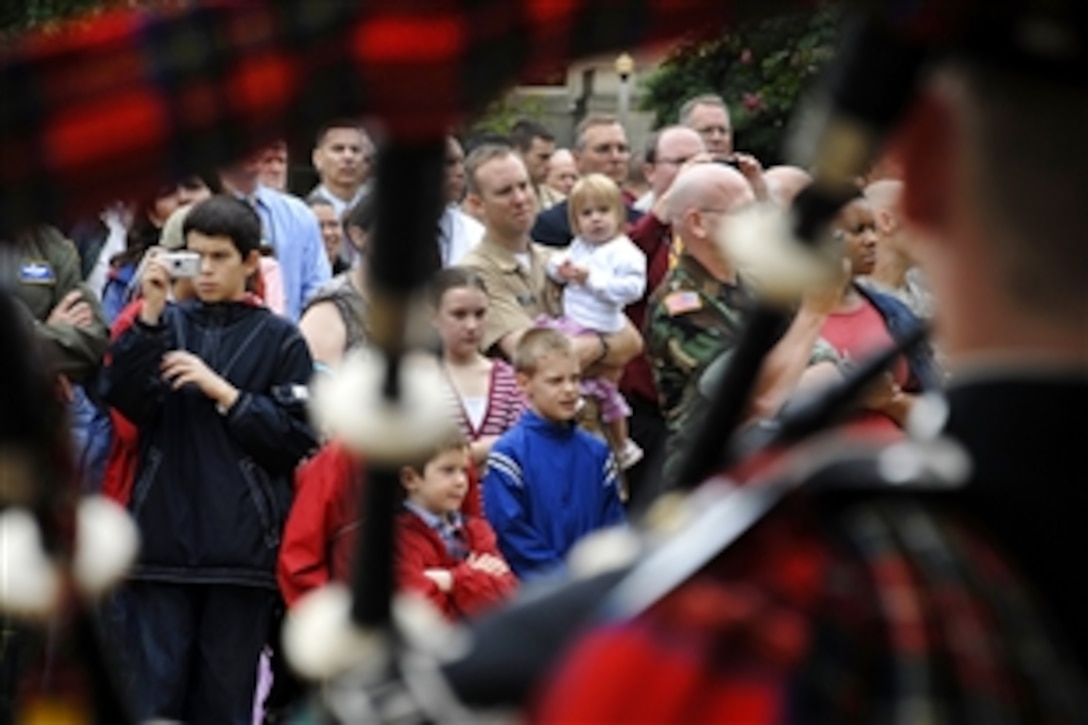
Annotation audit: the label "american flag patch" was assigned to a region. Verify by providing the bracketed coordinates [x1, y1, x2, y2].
[663, 290, 702, 316]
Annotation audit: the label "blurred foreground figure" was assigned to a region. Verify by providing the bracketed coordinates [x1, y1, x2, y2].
[536, 6, 1088, 722]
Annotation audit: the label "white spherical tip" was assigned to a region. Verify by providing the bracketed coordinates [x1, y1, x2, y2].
[393, 593, 470, 662]
[73, 495, 140, 598]
[283, 583, 384, 681]
[312, 349, 459, 463]
[567, 525, 643, 578]
[718, 204, 841, 303]
[0, 508, 61, 619]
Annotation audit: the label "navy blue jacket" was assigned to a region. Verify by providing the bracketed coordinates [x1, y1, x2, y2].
[531, 200, 644, 248]
[100, 300, 318, 589]
[856, 283, 942, 391]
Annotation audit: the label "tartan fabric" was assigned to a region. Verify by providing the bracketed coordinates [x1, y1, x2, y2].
[536, 495, 1087, 722]
[0, 0, 774, 233]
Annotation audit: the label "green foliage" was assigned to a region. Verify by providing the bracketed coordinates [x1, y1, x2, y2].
[640, 4, 842, 163]
[0, 0, 110, 37]
[469, 90, 547, 137]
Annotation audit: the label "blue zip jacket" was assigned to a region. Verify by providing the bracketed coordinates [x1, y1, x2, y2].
[483, 410, 627, 580]
[100, 299, 318, 589]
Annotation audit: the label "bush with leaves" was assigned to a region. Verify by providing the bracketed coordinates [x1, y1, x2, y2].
[641, 5, 842, 164]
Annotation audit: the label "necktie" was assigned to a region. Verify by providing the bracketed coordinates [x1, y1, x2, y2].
[438, 519, 468, 561]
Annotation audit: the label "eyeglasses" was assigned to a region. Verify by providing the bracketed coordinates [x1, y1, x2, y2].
[696, 125, 731, 137]
[590, 143, 629, 155]
[697, 207, 732, 215]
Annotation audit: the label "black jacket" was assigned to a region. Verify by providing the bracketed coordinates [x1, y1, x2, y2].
[101, 299, 318, 589]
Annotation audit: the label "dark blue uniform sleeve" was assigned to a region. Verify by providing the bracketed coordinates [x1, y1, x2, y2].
[530, 203, 573, 248]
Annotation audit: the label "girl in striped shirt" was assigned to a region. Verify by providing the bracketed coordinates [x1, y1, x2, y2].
[431, 267, 526, 469]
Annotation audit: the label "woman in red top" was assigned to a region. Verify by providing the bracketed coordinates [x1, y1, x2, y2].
[819, 193, 939, 439]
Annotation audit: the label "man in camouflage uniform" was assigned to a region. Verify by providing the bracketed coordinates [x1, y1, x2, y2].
[646, 164, 837, 479]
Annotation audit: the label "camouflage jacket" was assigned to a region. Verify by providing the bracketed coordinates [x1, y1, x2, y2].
[645, 253, 755, 435]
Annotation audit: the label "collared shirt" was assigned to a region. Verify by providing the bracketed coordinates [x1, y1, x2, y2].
[249, 184, 332, 321]
[461, 235, 560, 355]
[438, 205, 484, 267]
[403, 501, 467, 560]
[308, 183, 367, 219]
[535, 182, 565, 212]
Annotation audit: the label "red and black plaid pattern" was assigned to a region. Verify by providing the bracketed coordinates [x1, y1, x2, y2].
[535, 496, 1087, 722]
[0, 0, 771, 232]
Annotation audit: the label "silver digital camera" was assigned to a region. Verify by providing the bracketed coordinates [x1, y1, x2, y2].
[160, 251, 201, 278]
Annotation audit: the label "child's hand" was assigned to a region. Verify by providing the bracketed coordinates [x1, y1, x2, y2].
[423, 568, 453, 592]
[161, 351, 237, 410]
[139, 250, 170, 325]
[559, 260, 589, 285]
[467, 553, 510, 577]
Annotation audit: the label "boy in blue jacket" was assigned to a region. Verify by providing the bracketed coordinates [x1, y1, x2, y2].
[484, 328, 626, 580]
[100, 195, 317, 724]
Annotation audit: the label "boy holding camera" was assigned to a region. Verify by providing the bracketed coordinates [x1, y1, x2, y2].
[101, 195, 318, 724]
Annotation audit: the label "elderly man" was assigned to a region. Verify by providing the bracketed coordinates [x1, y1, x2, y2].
[763, 164, 813, 207]
[861, 179, 933, 318]
[545, 148, 579, 197]
[679, 93, 768, 200]
[645, 164, 836, 468]
[460, 144, 640, 371]
[530, 115, 643, 248]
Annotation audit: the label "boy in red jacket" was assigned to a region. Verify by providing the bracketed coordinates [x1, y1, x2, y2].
[278, 434, 510, 619]
[396, 434, 517, 620]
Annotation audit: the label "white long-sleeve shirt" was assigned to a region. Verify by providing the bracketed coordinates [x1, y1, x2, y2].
[547, 234, 646, 333]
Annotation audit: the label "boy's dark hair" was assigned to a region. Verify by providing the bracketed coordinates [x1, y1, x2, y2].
[182, 195, 262, 257]
[513, 328, 574, 376]
[429, 266, 488, 309]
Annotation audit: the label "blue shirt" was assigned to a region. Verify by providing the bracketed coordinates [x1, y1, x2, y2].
[251, 184, 331, 320]
[483, 410, 626, 579]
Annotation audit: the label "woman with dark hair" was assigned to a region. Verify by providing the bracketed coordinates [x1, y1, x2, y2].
[100, 177, 212, 323]
[819, 192, 941, 437]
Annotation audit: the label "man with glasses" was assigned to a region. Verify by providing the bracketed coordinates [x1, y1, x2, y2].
[679, 94, 769, 201]
[531, 115, 643, 248]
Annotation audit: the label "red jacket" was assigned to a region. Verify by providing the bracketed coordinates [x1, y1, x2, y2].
[101, 299, 143, 505]
[277, 442, 485, 608]
[395, 510, 517, 620]
[621, 211, 672, 405]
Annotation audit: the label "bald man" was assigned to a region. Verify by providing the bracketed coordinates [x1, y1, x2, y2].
[645, 164, 837, 476]
[861, 179, 933, 318]
[763, 165, 812, 207]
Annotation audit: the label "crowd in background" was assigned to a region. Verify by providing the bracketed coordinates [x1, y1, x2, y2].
[5, 93, 937, 724]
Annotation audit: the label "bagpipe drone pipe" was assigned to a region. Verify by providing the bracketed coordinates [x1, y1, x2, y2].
[1, 0, 1084, 722]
